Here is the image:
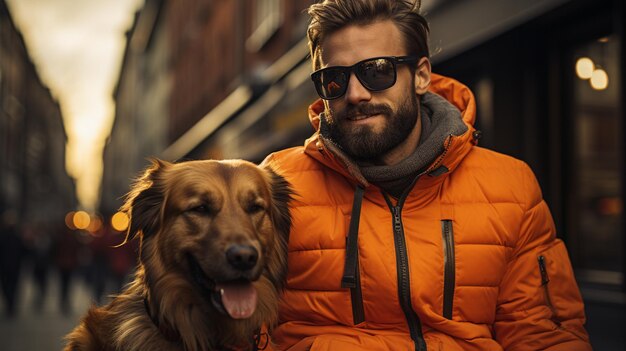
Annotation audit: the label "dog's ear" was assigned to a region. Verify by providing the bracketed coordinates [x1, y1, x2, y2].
[263, 166, 293, 290]
[120, 158, 170, 243]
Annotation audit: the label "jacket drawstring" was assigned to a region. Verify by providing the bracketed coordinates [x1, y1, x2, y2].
[341, 186, 365, 288]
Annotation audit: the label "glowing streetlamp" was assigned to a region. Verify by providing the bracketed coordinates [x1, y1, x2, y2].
[575, 57, 594, 79]
[590, 68, 609, 90]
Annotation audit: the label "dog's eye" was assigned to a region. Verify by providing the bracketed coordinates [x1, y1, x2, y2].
[188, 205, 212, 214]
[246, 203, 265, 214]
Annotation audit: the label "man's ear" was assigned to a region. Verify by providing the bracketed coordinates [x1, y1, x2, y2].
[414, 57, 432, 95]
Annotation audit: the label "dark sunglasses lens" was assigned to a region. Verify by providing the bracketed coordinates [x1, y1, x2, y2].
[316, 68, 348, 99]
[357, 58, 396, 90]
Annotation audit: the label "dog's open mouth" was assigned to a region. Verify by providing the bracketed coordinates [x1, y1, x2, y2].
[214, 280, 258, 319]
[188, 254, 258, 319]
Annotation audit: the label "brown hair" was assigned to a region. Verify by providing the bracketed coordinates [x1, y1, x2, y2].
[307, 0, 430, 70]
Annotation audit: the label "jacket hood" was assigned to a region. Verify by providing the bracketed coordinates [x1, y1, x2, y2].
[304, 73, 478, 187]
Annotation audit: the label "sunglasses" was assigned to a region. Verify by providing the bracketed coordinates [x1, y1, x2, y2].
[310, 56, 419, 100]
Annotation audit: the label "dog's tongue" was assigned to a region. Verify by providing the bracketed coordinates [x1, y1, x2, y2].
[217, 282, 258, 319]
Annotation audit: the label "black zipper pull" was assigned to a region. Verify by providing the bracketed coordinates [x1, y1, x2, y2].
[341, 186, 365, 289]
[393, 206, 402, 233]
[538, 255, 550, 285]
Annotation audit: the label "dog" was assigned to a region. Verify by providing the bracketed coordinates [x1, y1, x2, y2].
[64, 159, 292, 351]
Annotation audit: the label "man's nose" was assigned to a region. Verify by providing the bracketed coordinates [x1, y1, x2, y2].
[345, 73, 372, 104]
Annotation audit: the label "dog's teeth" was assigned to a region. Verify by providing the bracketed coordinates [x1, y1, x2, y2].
[219, 289, 225, 295]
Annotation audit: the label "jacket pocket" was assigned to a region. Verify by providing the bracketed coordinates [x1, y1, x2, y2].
[537, 254, 561, 326]
[536, 240, 586, 327]
[441, 220, 456, 319]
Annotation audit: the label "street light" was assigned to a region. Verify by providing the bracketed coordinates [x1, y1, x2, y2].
[575, 57, 594, 79]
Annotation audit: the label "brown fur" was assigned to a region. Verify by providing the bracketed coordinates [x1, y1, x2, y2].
[64, 159, 292, 351]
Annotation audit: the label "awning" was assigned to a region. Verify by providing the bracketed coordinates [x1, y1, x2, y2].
[160, 37, 310, 161]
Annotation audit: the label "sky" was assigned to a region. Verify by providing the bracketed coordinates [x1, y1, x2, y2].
[6, 0, 144, 211]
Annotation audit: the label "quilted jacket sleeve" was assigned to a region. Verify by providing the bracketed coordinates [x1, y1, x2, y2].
[493, 162, 592, 351]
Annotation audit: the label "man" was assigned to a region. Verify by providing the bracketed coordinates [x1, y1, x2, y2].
[262, 1, 592, 350]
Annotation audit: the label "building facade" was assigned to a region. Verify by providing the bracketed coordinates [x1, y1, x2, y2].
[101, 0, 170, 216]
[103, 0, 313, 213]
[0, 0, 76, 228]
[433, 0, 625, 306]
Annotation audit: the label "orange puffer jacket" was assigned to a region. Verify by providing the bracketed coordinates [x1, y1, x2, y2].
[262, 74, 592, 351]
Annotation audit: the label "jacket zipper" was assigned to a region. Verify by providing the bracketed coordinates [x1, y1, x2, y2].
[350, 136, 452, 349]
[441, 220, 455, 320]
[391, 204, 427, 351]
[537, 255, 561, 326]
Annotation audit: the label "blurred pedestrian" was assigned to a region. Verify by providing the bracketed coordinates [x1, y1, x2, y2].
[104, 225, 137, 295]
[22, 223, 52, 312]
[87, 223, 137, 304]
[87, 226, 109, 305]
[53, 225, 80, 316]
[0, 210, 24, 318]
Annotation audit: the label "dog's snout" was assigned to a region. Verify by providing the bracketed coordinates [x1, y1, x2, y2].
[226, 245, 258, 271]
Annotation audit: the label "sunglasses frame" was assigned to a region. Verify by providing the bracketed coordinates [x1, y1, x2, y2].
[310, 56, 419, 100]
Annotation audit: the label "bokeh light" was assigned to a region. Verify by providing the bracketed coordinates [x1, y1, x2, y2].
[590, 68, 609, 90]
[72, 210, 91, 230]
[87, 214, 103, 234]
[111, 211, 130, 232]
[597, 197, 623, 216]
[575, 57, 594, 79]
[65, 211, 77, 230]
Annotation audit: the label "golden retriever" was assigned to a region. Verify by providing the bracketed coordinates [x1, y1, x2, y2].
[64, 159, 292, 351]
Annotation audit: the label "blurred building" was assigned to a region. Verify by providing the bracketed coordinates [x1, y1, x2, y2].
[101, 0, 170, 216]
[0, 0, 77, 227]
[431, 0, 625, 305]
[107, 0, 624, 306]
[160, 0, 316, 161]
[102, 0, 313, 214]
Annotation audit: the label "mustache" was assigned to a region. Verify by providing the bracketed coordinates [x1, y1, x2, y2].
[336, 103, 393, 120]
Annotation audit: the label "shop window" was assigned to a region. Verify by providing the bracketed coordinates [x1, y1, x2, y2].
[569, 34, 623, 285]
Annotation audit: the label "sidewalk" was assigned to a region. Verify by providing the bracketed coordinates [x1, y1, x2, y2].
[0, 271, 93, 351]
[1, 271, 624, 350]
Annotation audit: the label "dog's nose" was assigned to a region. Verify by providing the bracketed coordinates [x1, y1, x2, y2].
[226, 245, 258, 271]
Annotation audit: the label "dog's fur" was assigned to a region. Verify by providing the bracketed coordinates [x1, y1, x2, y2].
[64, 159, 292, 351]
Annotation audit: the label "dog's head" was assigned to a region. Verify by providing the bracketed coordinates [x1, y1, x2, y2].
[121, 158, 291, 320]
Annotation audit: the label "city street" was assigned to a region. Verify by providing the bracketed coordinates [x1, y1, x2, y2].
[0, 269, 93, 351]
[1, 269, 624, 350]
[1, 0, 625, 350]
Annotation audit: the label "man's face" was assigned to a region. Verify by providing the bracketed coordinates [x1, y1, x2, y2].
[317, 20, 426, 162]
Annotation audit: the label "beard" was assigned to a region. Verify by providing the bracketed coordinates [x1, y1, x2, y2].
[322, 91, 419, 162]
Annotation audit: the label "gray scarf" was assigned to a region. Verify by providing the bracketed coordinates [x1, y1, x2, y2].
[359, 92, 467, 197]
[319, 92, 467, 198]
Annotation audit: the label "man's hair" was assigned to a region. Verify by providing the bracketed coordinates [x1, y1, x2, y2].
[307, 0, 430, 70]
